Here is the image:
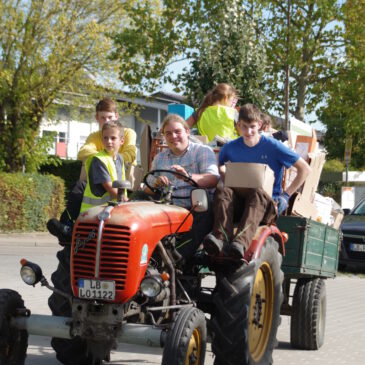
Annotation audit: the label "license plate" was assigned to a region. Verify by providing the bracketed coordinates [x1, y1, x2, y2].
[350, 243, 365, 252]
[78, 279, 115, 300]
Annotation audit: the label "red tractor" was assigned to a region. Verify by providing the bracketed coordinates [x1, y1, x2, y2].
[0, 171, 286, 365]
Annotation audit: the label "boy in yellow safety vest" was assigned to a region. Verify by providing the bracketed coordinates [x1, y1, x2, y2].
[48, 120, 126, 242]
[80, 120, 126, 213]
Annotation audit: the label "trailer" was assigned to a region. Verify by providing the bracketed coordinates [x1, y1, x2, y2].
[276, 216, 340, 350]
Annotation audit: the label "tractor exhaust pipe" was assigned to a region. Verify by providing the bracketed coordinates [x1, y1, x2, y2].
[11, 314, 166, 347]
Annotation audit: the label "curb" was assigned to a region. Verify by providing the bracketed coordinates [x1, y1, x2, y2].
[0, 232, 58, 247]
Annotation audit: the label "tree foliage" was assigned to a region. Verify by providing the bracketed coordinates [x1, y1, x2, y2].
[112, 1, 267, 107]
[253, 0, 344, 121]
[0, 0, 131, 172]
[320, 0, 365, 169]
[175, 0, 267, 108]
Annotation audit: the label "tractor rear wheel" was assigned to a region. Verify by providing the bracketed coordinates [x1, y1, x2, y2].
[48, 246, 103, 365]
[0, 289, 28, 365]
[162, 307, 207, 365]
[211, 236, 283, 365]
[290, 278, 326, 350]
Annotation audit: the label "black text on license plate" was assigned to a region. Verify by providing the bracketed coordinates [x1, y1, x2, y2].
[78, 279, 115, 300]
[350, 243, 365, 252]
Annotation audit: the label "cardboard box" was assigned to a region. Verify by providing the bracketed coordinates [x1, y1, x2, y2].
[295, 130, 317, 161]
[290, 192, 319, 219]
[224, 162, 275, 197]
[313, 193, 333, 225]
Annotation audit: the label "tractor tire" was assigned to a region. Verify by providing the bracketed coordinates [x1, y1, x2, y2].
[0, 289, 28, 365]
[211, 236, 283, 365]
[290, 278, 326, 350]
[48, 247, 103, 365]
[162, 307, 207, 365]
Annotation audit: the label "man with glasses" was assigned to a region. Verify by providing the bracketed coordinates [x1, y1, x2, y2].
[145, 113, 219, 264]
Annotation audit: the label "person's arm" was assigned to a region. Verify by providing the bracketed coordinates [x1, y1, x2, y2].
[101, 181, 118, 199]
[218, 164, 226, 181]
[170, 164, 218, 188]
[186, 112, 197, 128]
[119, 128, 137, 164]
[77, 131, 102, 161]
[284, 157, 311, 196]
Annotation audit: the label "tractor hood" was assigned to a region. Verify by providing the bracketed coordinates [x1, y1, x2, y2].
[71, 201, 193, 303]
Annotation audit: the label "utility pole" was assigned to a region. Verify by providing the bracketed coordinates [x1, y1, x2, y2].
[284, 0, 291, 130]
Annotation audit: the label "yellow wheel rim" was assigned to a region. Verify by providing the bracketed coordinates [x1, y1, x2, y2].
[248, 261, 274, 362]
[185, 328, 202, 365]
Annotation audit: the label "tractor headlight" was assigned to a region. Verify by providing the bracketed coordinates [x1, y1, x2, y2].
[140, 276, 163, 298]
[20, 259, 43, 286]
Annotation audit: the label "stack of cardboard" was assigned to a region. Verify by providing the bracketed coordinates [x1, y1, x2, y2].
[284, 128, 343, 229]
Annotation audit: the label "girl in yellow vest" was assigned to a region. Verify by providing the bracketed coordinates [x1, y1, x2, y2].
[186, 83, 239, 142]
[81, 120, 126, 213]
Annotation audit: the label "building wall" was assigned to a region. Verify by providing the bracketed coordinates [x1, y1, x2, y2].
[40, 95, 173, 163]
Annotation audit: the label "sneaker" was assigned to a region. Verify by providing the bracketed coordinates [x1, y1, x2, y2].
[229, 241, 245, 259]
[203, 233, 224, 256]
[47, 218, 72, 242]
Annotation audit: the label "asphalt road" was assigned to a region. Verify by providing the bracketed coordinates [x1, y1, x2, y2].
[0, 233, 365, 364]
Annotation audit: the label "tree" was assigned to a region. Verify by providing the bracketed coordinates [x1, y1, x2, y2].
[0, 0, 131, 172]
[112, 1, 267, 107]
[319, 0, 365, 169]
[246, 0, 344, 121]
[176, 0, 267, 108]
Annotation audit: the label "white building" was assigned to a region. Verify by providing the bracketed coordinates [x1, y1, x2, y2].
[40, 92, 185, 162]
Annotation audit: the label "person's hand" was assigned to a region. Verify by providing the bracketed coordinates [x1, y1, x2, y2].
[153, 175, 170, 188]
[171, 165, 190, 181]
[277, 191, 290, 215]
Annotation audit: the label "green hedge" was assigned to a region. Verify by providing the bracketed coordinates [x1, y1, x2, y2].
[40, 159, 82, 195]
[0, 172, 65, 232]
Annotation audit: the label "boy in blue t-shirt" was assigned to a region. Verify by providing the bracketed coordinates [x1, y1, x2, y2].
[203, 103, 311, 259]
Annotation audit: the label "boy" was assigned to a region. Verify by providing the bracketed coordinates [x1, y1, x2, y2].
[80, 120, 126, 212]
[78, 97, 136, 165]
[203, 103, 311, 259]
[48, 98, 134, 241]
[48, 120, 126, 241]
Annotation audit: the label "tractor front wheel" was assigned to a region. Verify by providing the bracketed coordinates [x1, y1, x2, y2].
[0, 289, 28, 365]
[162, 307, 207, 365]
[48, 246, 103, 365]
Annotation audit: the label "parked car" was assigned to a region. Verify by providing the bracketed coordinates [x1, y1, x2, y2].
[340, 197, 365, 270]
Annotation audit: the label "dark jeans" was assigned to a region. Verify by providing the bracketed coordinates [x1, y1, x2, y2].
[176, 204, 214, 262]
[212, 186, 277, 250]
[60, 180, 87, 229]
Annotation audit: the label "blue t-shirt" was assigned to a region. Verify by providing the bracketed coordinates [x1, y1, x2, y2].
[219, 135, 299, 199]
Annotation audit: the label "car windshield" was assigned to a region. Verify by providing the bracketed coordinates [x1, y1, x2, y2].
[352, 200, 365, 215]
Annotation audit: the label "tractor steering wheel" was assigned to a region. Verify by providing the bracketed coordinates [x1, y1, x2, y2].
[143, 169, 199, 201]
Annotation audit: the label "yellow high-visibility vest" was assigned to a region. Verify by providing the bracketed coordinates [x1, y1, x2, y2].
[80, 150, 125, 213]
[197, 105, 238, 142]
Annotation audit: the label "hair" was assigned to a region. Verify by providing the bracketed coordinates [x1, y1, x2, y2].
[95, 97, 118, 113]
[260, 112, 273, 131]
[196, 83, 238, 121]
[102, 120, 124, 138]
[161, 114, 189, 134]
[238, 104, 262, 124]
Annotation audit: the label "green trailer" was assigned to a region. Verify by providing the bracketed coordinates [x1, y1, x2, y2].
[276, 216, 340, 350]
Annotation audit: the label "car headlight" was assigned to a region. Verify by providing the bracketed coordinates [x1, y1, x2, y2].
[20, 259, 43, 286]
[140, 276, 163, 298]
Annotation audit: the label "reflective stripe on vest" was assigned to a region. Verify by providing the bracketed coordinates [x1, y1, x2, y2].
[80, 150, 124, 213]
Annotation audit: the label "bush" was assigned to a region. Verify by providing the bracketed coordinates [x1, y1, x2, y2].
[0, 172, 65, 232]
[40, 159, 82, 196]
